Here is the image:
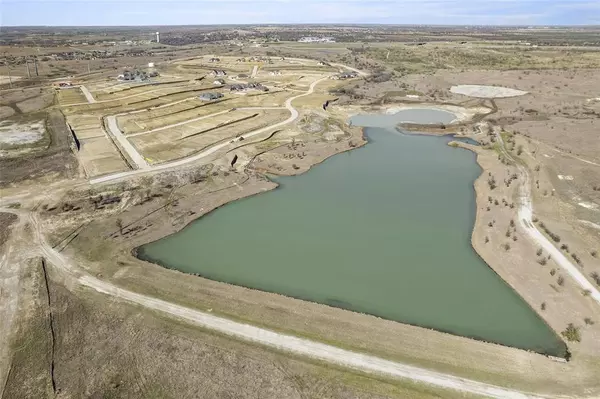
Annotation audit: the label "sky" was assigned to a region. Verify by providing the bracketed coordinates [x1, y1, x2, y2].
[1, 0, 599, 26]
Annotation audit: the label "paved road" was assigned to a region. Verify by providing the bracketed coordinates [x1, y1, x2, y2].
[90, 76, 327, 185]
[495, 131, 600, 304]
[105, 116, 150, 169]
[8, 208, 546, 399]
[79, 85, 97, 103]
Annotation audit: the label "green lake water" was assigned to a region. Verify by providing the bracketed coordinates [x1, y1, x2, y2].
[139, 109, 566, 356]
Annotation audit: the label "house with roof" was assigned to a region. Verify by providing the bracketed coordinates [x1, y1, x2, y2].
[213, 78, 226, 86]
[209, 57, 221, 62]
[330, 71, 358, 80]
[229, 83, 269, 92]
[198, 92, 224, 101]
[210, 70, 227, 77]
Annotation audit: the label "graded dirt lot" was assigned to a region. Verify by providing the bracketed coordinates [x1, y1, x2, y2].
[130, 108, 290, 163]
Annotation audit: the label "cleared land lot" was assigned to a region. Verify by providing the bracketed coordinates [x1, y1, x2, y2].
[117, 97, 234, 134]
[66, 114, 105, 139]
[77, 135, 130, 177]
[66, 114, 130, 177]
[117, 90, 293, 134]
[92, 82, 206, 102]
[62, 87, 214, 115]
[131, 109, 289, 164]
[57, 88, 88, 106]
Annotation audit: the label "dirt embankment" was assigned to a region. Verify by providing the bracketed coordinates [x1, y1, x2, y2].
[0, 212, 18, 250]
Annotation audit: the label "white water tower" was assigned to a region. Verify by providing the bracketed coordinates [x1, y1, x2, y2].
[156, 32, 160, 43]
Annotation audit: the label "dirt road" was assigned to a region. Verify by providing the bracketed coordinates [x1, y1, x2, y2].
[495, 131, 600, 304]
[4, 208, 547, 399]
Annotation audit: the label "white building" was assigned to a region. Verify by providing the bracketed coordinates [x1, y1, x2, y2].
[298, 37, 335, 43]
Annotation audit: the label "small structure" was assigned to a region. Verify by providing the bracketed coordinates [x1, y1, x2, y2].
[299, 37, 335, 43]
[209, 57, 221, 63]
[198, 92, 224, 101]
[269, 70, 281, 76]
[54, 81, 73, 89]
[330, 71, 358, 80]
[210, 70, 227, 77]
[317, 61, 330, 66]
[213, 79, 226, 86]
[148, 62, 155, 68]
[229, 82, 269, 92]
[236, 73, 249, 79]
[118, 69, 150, 81]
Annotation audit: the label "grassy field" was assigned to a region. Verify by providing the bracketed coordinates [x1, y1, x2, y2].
[352, 43, 600, 75]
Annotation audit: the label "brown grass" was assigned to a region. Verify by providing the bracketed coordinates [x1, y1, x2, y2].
[3, 259, 474, 399]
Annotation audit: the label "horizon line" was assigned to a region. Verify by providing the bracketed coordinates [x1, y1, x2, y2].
[3, 23, 600, 28]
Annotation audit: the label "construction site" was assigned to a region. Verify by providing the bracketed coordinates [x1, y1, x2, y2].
[2, 25, 600, 399]
[53, 55, 344, 180]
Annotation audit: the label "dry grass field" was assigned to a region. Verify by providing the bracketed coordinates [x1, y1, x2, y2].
[3, 259, 472, 399]
[56, 88, 88, 105]
[131, 109, 290, 163]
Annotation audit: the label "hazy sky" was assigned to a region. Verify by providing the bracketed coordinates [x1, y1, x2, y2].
[1, 0, 599, 26]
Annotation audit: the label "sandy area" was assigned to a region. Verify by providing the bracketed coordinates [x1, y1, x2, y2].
[0, 120, 46, 146]
[450, 85, 528, 98]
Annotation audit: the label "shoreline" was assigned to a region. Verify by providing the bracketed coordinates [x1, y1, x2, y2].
[52, 109, 600, 396]
[130, 122, 568, 358]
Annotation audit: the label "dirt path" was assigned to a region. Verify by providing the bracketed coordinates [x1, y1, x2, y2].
[495, 131, 600, 303]
[0, 208, 552, 399]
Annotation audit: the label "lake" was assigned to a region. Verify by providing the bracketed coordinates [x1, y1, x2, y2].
[138, 109, 566, 357]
